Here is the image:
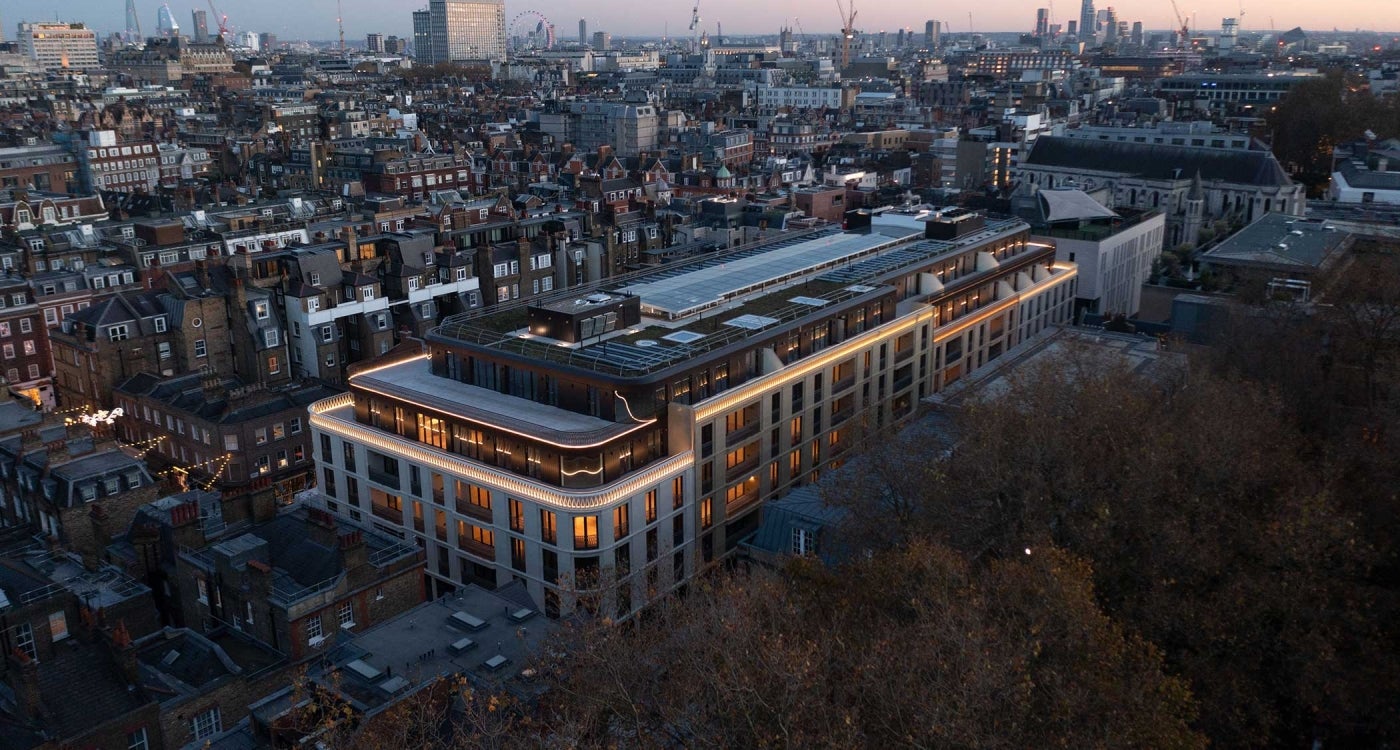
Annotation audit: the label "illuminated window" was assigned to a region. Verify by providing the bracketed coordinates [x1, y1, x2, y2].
[613, 504, 629, 539]
[540, 509, 557, 544]
[573, 515, 599, 550]
[417, 414, 448, 449]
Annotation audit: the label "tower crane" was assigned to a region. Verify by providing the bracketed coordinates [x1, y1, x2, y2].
[689, 1, 701, 47]
[207, 0, 231, 38]
[337, 0, 346, 54]
[835, 0, 857, 69]
[1168, 0, 1189, 48]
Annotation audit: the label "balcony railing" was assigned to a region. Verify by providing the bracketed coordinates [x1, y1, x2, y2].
[367, 468, 401, 490]
[458, 536, 496, 561]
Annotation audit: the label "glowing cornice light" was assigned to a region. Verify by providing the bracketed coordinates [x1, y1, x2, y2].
[309, 400, 690, 511]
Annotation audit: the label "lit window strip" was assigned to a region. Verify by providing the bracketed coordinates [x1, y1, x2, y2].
[693, 263, 1076, 421]
[349, 354, 656, 449]
[310, 402, 691, 511]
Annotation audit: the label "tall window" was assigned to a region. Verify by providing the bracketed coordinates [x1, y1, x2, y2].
[191, 707, 222, 740]
[613, 504, 629, 540]
[13, 622, 35, 660]
[574, 515, 599, 550]
[645, 489, 657, 523]
[417, 414, 448, 449]
[338, 601, 355, 629]
[127, 727, 150, 750]
[540, 510, 557, 544]
[791, 528, 817, 556]
[509, 499, 524, 532]
[306, 614, 324, 643]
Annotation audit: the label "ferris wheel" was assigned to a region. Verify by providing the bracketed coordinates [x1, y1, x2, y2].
[509, 11, 556, 50]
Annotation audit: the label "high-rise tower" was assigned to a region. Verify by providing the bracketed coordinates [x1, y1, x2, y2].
[156, 3, 180, 38]
[125, 0, 143, 41]
[1078, 0, 1097, 43]
[579, 18, 587, 45]
[1035, 8, 1050, 37]
[420, 0, 506, 63]
[191, 9, 209, 43]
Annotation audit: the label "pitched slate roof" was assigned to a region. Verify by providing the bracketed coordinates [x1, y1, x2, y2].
[1023, 136, 1293, 187]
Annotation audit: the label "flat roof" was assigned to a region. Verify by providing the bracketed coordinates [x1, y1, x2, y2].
[1202, 214, 1350, 271]
[352, 356, 651, 446]
[619, 230, 915, 319]
[335, 583, 553, 702]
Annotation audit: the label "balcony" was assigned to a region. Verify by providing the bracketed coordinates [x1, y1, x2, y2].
[458, 536, 496, 561]
[367, 467, 401, 490]
[455, 499, 494, 523]
[725, 452, 761, 483]
[726, 421, 760, 445]
[371, 504, 402, 525]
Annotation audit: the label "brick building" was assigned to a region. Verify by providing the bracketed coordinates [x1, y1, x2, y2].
[0, 277, 53, 408]
[0, 144, 79, 193]
[170, 505, 423, 660]
[114, 373, 337, 504]
[0, 533, 164, 750]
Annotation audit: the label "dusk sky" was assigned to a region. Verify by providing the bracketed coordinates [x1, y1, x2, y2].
[6, 0, 1395, 42]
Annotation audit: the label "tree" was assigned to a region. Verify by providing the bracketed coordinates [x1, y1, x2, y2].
[534, 542, 1204, 749]
[1266, 70, 1400, 193]
[828, 341, 1399, 747]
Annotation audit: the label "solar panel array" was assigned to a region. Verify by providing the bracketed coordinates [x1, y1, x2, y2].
[570, 340, 696, 371]
[619, 228, 903, 318]
[818, 240, 957, 284]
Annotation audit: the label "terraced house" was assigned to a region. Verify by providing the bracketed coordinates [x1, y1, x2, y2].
[310, 209, 1078, 617]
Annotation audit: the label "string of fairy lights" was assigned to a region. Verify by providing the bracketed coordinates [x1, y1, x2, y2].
[56, 402, 239, 493]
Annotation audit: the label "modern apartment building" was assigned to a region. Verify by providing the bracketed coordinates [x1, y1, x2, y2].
[417, 0, 507, 65]
[16, 22, 99, 72]
[310, 210, 1078, 618]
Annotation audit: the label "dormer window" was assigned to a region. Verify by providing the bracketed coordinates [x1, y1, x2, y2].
[154, 316, 167, 333]
[361, 287, 374, 300]
[310, 272, 321, 286]
[108, 324, 129, 342]
[264, 329, 279, 347]
[104, 477, 120, 495]
[254, 301, 270, 320]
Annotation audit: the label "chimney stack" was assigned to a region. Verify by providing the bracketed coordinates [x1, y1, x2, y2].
[306, 507, 339, 548]
[110, 621, 140, 686]
[7, 651, 43, 720]
[84, 503, 111, 572]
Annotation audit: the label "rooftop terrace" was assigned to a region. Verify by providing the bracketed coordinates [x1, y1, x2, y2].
[434, 218, 1027, 378]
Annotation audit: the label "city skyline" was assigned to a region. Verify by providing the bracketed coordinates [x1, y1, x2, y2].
[7, 0, 1396, 45]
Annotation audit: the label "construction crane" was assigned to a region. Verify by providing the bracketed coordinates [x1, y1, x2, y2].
[689, 0, 701, 48]
[337, 0, 346, 54]
[1168, 0, 1189, 47]
[207, 0, 230, 38]
[835, 0, 857, 69]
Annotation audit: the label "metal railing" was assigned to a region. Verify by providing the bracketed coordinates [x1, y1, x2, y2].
[269, 573, 343, 606]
